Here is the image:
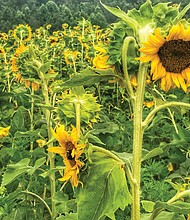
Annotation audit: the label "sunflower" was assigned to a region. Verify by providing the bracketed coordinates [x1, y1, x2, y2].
[0, 126, 10, 139]
[63, 49, 80, 65]
[49, 36, 59, 46]
[11, 57, 19, 72]
[13, 24, 32, 42]
[15, 44, 28, 56]
[48, 125, 85, 187]
[93, 45, 113, 69]
[138, 23, 190, 92]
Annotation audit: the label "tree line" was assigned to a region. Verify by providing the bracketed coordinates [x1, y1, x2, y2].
[0, 0, 189, 32]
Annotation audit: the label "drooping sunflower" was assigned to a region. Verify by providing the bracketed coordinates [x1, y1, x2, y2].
[15, 44, 28, 56]
[93, 45, 113, 69]
[138, 23, 190, 92]
[63, 49, 81, 65]
[48, 125, 85, 187]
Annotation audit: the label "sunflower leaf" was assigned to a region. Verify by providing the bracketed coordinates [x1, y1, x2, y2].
[100, 1, 138, 34]
[76, 145, 131, 220]
[173, 3, 190, 23]
[1, 158, 31, 186]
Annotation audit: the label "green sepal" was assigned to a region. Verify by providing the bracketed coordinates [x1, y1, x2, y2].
[173, 3, 190, 23]
[100, 1, 139, 35]
[139, 0, 154, 24]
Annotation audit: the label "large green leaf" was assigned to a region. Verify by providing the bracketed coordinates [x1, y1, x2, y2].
[100, 1, 138, 34]
[51, 68, 117, 92]
[2, 158, 31, 186]
[154, 201, 190, 215]
[76, 145, 131, 220]
[153, 211, 185, 220]
[28, 157, 46, 175]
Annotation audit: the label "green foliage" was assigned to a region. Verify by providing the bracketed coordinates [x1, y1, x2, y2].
[1, 1, 190, 220]
[76, 145, 131, 220]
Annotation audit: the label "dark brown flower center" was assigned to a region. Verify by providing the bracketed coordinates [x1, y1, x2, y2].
[158, 39, 190, 73]
[65, 141, 75, 160]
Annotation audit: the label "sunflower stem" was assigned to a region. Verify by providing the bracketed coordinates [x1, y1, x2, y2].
[29, 87, 34, 151]
[122, 36, 136, 106]
[142, 101, 190, 130]
[21, 190, 52, 218]
[38, 66, 56, 220]
[75, 99, 81, 138]
[131, 62, 147, 220]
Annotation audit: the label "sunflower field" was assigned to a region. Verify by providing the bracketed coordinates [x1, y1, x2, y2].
[1, 0, 190, 220]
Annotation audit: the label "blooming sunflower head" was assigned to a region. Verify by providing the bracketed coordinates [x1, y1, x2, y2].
[13, 24, 32, 42]
[48, 124, 85, 187]
[138, 23, 190, 92]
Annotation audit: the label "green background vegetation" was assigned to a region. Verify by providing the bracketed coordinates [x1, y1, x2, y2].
[0, 0, 190, 31]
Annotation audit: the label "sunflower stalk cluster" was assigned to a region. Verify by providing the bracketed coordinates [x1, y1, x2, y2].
[100, 0, 190, 220]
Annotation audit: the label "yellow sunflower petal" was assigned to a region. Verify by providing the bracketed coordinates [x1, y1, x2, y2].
[139, 47, 159, 54]
[182, 68, 190, 81]
[171, 73, 180, 88]
[184, 27, 190, 40]
[152, 62, 166, 81]
[51, 125, 70, 144]
[166, 23, 184, 41]
[160, 77, 166, 91]
[70, 126, 78, 144]
[147, 32, 165, 47]
[47, 147, 65, 155]
[151, 55, 160, 74]
[70, 172, 79, 187]
[94, 45, 107, 54]
[165, 73, 172, 92]
[178, 74, 187, 92]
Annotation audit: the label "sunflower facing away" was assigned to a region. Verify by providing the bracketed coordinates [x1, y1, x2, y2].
[13, 24, 32, 42]
[48, 125, 85, 187]
[138, 23, 190, 92]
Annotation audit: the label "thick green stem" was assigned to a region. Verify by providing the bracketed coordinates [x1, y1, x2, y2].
[30, 87, 34, 151]
[131, 62, 147, 220]
[122, 36, 135, 107]
[75, 100, 81, 138]
[38, 70, 56, 220]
